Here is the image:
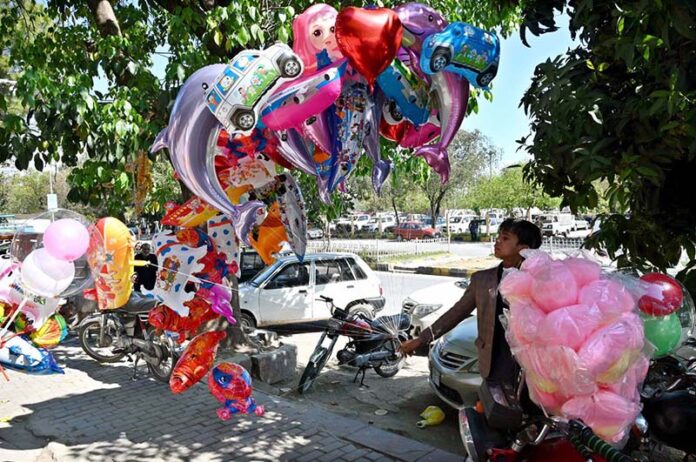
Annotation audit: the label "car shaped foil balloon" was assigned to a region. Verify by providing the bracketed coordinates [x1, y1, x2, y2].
[260, 59, 347, 131]
[377, 58, 432, 126]
[420, 22, 500, 90]
[206, 43, 304, 135]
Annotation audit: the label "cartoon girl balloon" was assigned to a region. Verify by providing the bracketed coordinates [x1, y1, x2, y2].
[293, 4, 343, 73]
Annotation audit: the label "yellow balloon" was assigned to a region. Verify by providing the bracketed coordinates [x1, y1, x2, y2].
[87, 217, 134, 310]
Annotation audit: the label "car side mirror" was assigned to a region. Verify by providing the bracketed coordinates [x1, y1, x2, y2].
[330, 273, 341, 283]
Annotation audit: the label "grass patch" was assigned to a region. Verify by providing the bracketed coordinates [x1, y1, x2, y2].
[361, 251, 450, 264]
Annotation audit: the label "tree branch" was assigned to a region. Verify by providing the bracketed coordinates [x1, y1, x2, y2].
[87, 0, 121, 37]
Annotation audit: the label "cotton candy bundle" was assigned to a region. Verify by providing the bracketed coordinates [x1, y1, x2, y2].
[500, 252, 651, 442]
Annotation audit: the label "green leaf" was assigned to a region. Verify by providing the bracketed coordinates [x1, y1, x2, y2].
[617, 16, 625, 34]
[214, 29, 223, 47]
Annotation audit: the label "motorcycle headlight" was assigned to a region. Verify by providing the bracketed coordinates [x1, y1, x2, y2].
[413, 303, 442, 317]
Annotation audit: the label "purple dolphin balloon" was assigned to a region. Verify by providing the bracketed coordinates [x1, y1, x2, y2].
[276, 129, 316, 176]
[151, 65, 239, 217]
[364, 90, 392, 194]
[396, 3, 448, 54]
[415, 71, 469, 184]
[229, 200, 267, 246]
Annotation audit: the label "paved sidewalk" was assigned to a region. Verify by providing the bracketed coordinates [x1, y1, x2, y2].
[0, 340, 461, 462]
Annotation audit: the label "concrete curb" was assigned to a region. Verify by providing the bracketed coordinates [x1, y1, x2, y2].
[368, 262, 470, 278]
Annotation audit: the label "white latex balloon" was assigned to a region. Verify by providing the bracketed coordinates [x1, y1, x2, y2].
[20, 248, 75, 298]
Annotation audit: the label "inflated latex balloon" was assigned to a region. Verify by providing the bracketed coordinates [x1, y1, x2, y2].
[499, 269, 534, 305]
[561, 391, 641, 443]
[43, 219, 90, 262]
[87, 217, 134, 310]
[28, 313, 68, 348]
[638, 273, 684, 317]
[278, 174, 307, 260]
[250, 202, 288, 266]
[148, 298, 218, 344]
[578, 313, 644, 383]
[0, 336, 63, 374]
[170, 330, 227, 394]
[336, 7, 402, 88]
[578, 279, 635, 319]
[414, 71, 468, 183]
[20, 249, 75, 298]
[531, 261, 579, 313]
[564, 257, 601, 288]
[538, 304, 603, 351]
[209, 362, 265, 418]
[642, 312, 682, 358]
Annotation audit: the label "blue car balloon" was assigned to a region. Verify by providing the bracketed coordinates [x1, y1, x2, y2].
[376, 58, 432, 126]
[420, 22, 500, 90]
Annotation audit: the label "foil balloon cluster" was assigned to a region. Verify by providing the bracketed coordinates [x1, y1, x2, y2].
[499, 251, 695, 443]
[151, 3, 498, 265]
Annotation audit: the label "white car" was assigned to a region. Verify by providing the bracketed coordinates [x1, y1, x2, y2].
[307, 228, 324, 239]
[402, 278, 471, 337]
[239, 252, 385, 331]
[206, 43, 303, 135]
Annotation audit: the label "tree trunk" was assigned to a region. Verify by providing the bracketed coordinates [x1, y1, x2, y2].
[227, 275, 246, 345]
[392, 196, 400, 227]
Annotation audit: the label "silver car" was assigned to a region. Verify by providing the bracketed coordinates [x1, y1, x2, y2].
[428, 316, 482, 409]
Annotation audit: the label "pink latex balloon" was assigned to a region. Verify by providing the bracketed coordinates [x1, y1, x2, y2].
[531, 261, 579, 313]
[579, 279, 635, 319]
[561, 391, 641, 443]
[508, 301, 546, 347]
[499, 269, 534, 305]
[564, 257, 601, 288]
[43, 218, 90, 262]
[538, 303, 604, 351]
[578, 313, 644, 384]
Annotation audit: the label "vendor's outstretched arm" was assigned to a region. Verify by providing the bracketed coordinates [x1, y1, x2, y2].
[417, 278, 476, 344]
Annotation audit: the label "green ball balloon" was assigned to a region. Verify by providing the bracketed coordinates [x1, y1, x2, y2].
[642, 313, 682, 358]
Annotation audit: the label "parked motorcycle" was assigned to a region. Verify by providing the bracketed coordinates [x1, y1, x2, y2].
[298, 295, 410, 394]
[78, 292, 179, 383]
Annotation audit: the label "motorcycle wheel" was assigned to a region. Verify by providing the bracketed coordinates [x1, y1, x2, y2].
[146, 328, 179, 383]
[375, 353, 404, 378]
[78, 319, 127, 363]
[298, 346, 330, 394]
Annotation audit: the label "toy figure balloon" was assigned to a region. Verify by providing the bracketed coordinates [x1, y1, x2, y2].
[208, 362, 265, 418]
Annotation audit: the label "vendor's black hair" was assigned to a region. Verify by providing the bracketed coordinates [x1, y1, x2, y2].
[499, 218, 542, 249]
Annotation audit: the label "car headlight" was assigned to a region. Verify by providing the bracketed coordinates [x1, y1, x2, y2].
[413, 303, 443, 317]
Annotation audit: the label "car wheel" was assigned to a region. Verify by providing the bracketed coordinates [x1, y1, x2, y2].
[430, 47, 451, 73]
[476, 66, 497, 87]
[280, 57, 302, 78]
[233, 110, 256, 131]
[239, 312, 256, 334]
[388, 101, 403, 122]
[396, 234, 403, 242]
[348, 304, 374, 320]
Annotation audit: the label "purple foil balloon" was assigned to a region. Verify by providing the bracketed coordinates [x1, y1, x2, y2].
[396, 3, 448, 54]
[364, 90, 392, 194]
[276, 129, 316, 176]
[415, 71, 469, 184]
[209, 285, 235, 325]
[229, 200, 267, 246]
[300, 109, 334, 158]
[151, 65, 239, 217]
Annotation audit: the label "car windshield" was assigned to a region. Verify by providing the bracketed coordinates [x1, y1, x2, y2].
[248, 262, 281, 287]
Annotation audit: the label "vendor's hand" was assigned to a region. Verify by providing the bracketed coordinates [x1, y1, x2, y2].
[399, 337, 423, 356]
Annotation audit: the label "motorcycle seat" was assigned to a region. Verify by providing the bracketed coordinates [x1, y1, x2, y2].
[117, 293, 158, 314]
[372, 313, 411, 333]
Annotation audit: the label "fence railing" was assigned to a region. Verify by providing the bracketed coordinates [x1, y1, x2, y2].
[307, 237, 450, 262]
[541, 236, 585, 253]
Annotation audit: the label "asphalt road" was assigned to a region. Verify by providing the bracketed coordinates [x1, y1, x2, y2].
[377, 271, 464, 315]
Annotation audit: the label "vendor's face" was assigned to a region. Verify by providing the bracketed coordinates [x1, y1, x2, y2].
[141, 245, 151, 256]
[309, 16, 337, 53]
[494, 230, 526, 260]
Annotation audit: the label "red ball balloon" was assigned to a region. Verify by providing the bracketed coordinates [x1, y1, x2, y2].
[335, 6, 403, 88]
[638, 272, 684, 317]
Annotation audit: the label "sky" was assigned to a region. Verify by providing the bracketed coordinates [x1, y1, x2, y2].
[465, 15, 578, 168]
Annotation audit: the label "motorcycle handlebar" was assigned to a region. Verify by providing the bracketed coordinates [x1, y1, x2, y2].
[569, 420, 631, 462]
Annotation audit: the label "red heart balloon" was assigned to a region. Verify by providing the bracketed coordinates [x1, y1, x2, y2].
[638, 272, 684, 317]
[336, 7, 403, 87]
